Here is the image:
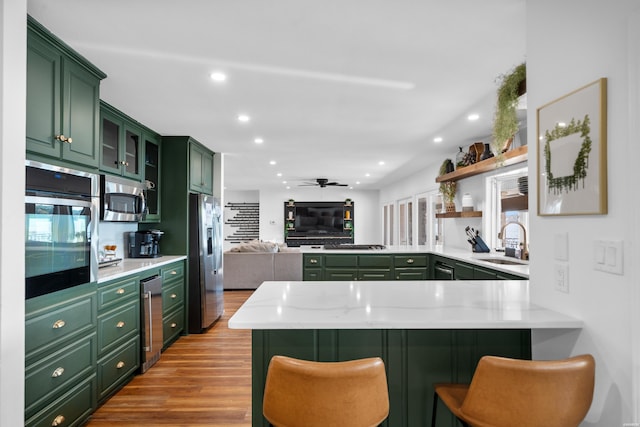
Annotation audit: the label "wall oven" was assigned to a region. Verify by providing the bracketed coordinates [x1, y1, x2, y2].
[100, 174, 146, 222]
[25, 161, 99, 299]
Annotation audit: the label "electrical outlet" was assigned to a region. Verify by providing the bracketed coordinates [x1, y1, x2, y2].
[555, 263, 569, 293]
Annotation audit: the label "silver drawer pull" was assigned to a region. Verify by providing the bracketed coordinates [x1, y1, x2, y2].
[52, 415, 65, 426]
[406, 258, 414, 264]
[52, 320, 66, 329]
[116, 361, 125, 369]
[116, 321, 126, 328]
[51, 367, 65, 378]
[116, 288, 125, 295]
[171, 322, 177, 328]
[171, 293, 177, 299]
[309, 259, 318, 264]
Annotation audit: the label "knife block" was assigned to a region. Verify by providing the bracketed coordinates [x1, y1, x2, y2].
[472, 235, 491, 253]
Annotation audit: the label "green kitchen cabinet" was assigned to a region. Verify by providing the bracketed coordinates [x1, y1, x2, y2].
[325, 268, 359, 281]
[394, 255, 429, 280]
[189, 142, 214, 195]
[303, 268, 323, 281]
[99, 101, 143, 180]
[161, 261, 186, 349]
[25, 282, 98, 425]
[26, 16, 106, 170]
[453, 261, 475, 280]
[96, 274, 140, 403]
[474, 266, 498, 280]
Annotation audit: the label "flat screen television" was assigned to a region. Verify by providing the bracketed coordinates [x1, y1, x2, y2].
[285, 201, 353, 245]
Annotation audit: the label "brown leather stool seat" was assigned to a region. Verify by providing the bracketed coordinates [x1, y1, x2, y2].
[431, 354, 595, 427]
[263, 355, 389, 427]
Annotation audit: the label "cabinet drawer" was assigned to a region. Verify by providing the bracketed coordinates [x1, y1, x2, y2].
[394, 255, 428, 267]
[163, 280, 185, 313]
[25, 334, 96, 418]
[97, 276, 138, 312]
[303, 255, 323, 267]
[395, 268, 428, 280]
[26, 291, 96, 358]
[97, 300, 139, 355]
[324, 268, 357, 281]
[454, 262, 474, 280]
[25, 374, 96, 427]
[358, 255, 392, 268]
[303, 268, 323, 281]
[325, 255, 358, 267]
[163, 308, 184, 348]
[474, 267, 497, 280]
[161, 262, 184, 283]
[358, 269, 393, 281]
[97, 336, 139, 401]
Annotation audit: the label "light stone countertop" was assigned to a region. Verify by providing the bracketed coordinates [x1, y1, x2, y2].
[97, 255, 187, 283]
[228, 280, 582, 330]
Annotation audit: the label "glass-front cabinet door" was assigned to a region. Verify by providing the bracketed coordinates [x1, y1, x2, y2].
[99, 101, 142, 180]
[101, 113, 120, 174]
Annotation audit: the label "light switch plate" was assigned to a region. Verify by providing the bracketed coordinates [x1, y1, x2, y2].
[594, 240, 623, 275]
[555, 263, 569, 293]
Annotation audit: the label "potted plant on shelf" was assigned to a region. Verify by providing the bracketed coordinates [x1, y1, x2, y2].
[440, 181, 457, 213]
[492, 62, 526, 160]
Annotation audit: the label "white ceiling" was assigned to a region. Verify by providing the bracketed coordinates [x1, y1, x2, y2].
[27, 0, 526, 191]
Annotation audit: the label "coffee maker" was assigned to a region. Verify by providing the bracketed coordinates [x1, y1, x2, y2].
[128, 230, 163, 258]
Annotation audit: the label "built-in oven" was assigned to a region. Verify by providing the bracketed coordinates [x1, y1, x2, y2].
[100, 174, 146, 222]
[25, 161, 99, 299]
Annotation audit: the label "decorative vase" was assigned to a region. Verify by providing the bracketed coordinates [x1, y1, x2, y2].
[461, 193, 474, 212]
[480, 143, 493, 160]
[455, 147, 465, 169]
[445, 202, 456, 213]
[445, 159, 454, 173]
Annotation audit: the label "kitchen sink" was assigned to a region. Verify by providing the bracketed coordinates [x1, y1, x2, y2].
[476, 257, 528, 265]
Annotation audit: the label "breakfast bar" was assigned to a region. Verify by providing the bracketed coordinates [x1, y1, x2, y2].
[229, 280, 583, 427]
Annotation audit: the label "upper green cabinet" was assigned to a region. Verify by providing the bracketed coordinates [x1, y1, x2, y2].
[100, 101, 143, 180]
[143, 132, 161, 222]
[26, 16, 106, 169]
[189, 143, 214, 195]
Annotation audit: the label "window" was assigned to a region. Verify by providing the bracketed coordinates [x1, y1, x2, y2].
[383, 203, 395, 245]
[417, 190, 443, 246]
[398, 198, 413, 245]
[486, 168, 529, 253]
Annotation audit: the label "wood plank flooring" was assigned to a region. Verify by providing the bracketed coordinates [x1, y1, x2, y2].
[87, 290, 254, 426]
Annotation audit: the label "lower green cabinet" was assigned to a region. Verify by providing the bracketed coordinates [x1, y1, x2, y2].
[26, 375, 97, 427]
[161, 261, 186, 349]
[302, 254, 429, 281]
[97, 336, 139, 401]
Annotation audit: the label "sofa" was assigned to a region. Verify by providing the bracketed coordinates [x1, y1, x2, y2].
[223, 243, 302, 289]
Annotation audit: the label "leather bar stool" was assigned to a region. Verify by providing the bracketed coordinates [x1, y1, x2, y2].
[431, 354, 595, 427]
[263, 355, 389, 427]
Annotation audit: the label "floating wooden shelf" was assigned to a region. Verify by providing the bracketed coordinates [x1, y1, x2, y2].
[436, 210, 483, 219]
[436, 145, 528, 183]
[501, 194, 528, 212]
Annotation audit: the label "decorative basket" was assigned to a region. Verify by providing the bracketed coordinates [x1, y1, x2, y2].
[445, 202, 456, 213]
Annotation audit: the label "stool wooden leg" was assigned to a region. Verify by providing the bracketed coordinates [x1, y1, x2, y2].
[431, 391, 439, 427]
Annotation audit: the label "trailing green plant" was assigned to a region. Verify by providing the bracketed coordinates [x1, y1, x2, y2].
[544, 114, 591, 194]
[439, 181, 457, 203]
[492, 62, 526, 157]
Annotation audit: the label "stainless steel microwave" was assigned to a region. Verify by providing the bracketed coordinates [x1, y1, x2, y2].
[100, 174, 146, 222]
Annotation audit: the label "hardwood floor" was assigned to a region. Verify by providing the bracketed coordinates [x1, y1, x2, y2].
[87, 290, 254, 426]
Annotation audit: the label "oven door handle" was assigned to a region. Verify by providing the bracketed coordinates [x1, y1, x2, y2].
[25, 195, 93, 208]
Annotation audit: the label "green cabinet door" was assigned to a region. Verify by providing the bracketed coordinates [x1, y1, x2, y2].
[474, 266, 498, 280]
[358, 269, 393, 280]
[454, 262, 474, 280]
[99, 102, 143, 180]
[303, 268, 323, 281]
[395, 268, 428, 280]
[143, 132, 161, 222]
[189, 142, 214, 194]
[324, 268, 358, 281]
[26, 17, 105, 169]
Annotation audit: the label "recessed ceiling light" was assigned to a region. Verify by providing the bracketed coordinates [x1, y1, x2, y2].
[365, 173, 370, 177]
[237, 114, 251, 123]
[433, 137, 443, 143]
[269, 160, 276, 165]
[467, 113, 480, 121]
[378, 161, 385, 166]
[210, 71, 227, 82]
[254, 137, 264, 144]
[277, 173, 282, 177]
[282, 181, 287, 184]
[286, 186, 291, 190]
[356, 181, 361, 185]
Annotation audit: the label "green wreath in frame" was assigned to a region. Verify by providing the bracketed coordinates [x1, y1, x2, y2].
[544, 114, 592, 194]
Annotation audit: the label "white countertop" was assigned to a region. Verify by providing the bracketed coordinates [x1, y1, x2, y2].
[97, 255, 187, 283]
[298, 245, 530, 278]
[228, 280, 582, 330]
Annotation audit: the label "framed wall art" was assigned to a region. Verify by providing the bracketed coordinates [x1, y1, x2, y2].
[537, 78, 608, 216]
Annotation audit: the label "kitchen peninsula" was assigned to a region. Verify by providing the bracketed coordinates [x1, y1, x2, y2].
[229, 279, 582, 427]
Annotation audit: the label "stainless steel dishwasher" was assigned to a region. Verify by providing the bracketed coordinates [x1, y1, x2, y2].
[434, 261, 455, 280]
[141, 275, 163, 373]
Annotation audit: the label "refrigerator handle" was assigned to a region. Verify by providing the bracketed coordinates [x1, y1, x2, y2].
[145, 290, 153, 351]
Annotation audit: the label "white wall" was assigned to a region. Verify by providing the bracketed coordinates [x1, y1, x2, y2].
[527, 0, 639, 424]
[0, 1, 26, 425]
[258, 188, 380, 245]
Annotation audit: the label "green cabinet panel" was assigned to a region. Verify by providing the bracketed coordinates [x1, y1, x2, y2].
[143, 133, 161, 222]
[394, 255, 428, 267]
[97, 336, 139, 401]
[359, 255, 393, 268]
[303, 268, 322, 281]
[358, 269, 393, 280]
[395, 268, 428, 280]
[303, 254, 323, 267]
[163, 308, 185, 349]
[251, 329, 531, 427]
[26, 16, 105, 170]
[25, 334, 96, 419]
[161, 261, 186, 348]
[454, 262, 474, 280]
[162, 279, 185, 314]
[161, 262, 184, 283]
[324, 254, 358, 267]
[474, 266, 498, 280]
[189, 142, 214, 194]
[97, 275, 139, 312]
[25, 374, 96, 427]
[324, 268, 358, 281]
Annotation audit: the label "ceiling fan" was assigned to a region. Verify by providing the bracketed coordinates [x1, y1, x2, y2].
[299, 178, 349, 188]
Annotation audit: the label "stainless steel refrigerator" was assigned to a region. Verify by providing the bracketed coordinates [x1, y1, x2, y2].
[188, 193, 224, 333]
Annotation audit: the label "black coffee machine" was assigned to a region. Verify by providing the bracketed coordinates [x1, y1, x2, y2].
[128, 230, 163, 258]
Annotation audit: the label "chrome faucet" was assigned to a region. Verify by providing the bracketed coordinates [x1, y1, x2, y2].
[498, 221, 528, 260]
